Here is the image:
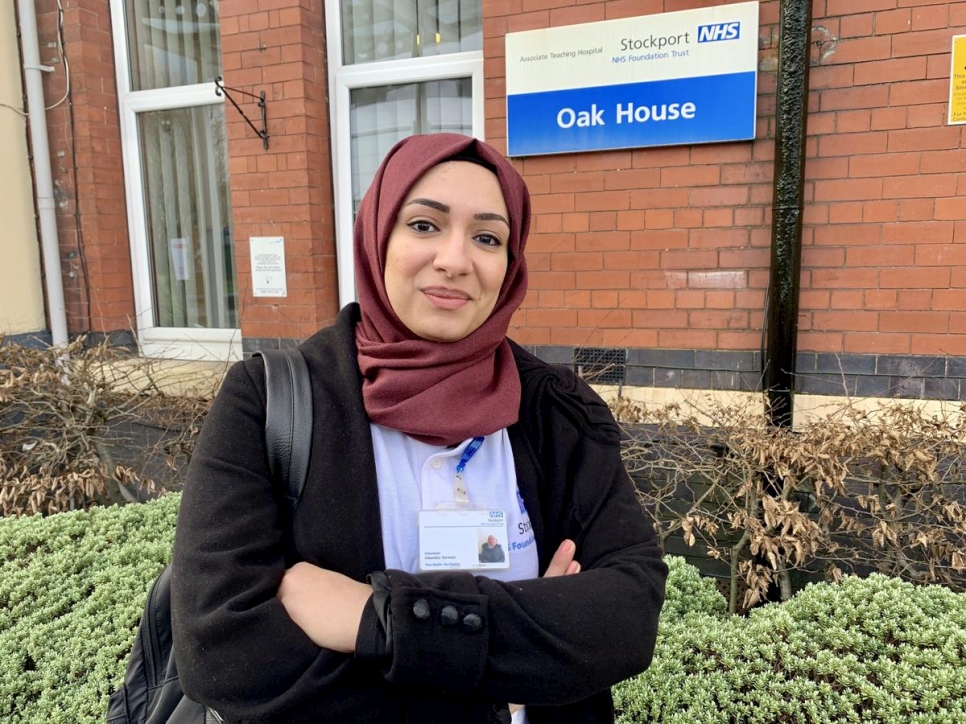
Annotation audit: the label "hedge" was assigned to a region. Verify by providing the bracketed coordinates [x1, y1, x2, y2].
[615, 564, 966, 723]
[2, 499, 965, 722]
[0, 495, 177, 722]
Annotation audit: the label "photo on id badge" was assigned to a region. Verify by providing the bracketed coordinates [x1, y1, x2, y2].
[418, 508, 510, 571]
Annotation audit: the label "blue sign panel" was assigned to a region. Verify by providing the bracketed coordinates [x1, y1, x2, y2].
[507, 72, 756, 156]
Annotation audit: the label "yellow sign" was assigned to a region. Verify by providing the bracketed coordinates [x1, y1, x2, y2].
[951, 35, 966, 125]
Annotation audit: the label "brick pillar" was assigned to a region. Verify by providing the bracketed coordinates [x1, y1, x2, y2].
[219, 1, 338, 350]
[37, 0, 134, 337]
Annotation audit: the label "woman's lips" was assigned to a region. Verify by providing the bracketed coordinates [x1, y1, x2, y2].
[422, 286, 471, 310]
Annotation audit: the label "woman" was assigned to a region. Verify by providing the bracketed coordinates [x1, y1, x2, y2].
[171, 133, 667, 723]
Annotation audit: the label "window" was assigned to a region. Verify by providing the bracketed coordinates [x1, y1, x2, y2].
[111, 0, 239, 360]
[124, 1, 222, 91]
[349, 79, 474, 213]
[138, 106, 235, 330]
[326, 0, 484, 306]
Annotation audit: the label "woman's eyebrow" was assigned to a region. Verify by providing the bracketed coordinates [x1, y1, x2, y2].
[475, 212, 510, 227]
[405, 198, 509, 227]
[405, 198, 449, 213]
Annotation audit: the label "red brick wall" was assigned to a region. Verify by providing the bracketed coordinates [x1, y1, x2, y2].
[803, 0, 966, 356]
[485, 0, 966, 357]
[28, 0, 965, 360]
[36, 0, 134, 335]
[219, 0, 338, 345]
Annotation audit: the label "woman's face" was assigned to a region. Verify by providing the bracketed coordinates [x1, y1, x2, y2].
[384, 161, 510, 343]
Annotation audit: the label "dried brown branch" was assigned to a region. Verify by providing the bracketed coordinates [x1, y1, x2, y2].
[0, 339, 213, 517]
[616, 396, 966, 614]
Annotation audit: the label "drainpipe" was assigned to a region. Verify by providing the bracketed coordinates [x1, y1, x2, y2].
[764, 0, 814, 428]
[18, 0, 68, 348]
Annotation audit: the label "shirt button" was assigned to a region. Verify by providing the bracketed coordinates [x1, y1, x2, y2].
[412, 599, 430, 620]
[431, 458, 442, 469]
[440, 605, 459, 626]
[462, 613, 483, 632]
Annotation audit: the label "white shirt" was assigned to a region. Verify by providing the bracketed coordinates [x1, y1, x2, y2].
[371, 424, 537, 723]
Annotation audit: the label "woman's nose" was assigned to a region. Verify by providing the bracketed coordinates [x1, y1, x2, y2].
[432, 230, 471, 276]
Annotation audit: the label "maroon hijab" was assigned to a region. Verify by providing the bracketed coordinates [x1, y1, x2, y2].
[354, 134, 531, 446]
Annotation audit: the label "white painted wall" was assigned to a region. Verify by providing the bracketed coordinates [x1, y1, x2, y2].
[0, 2, 46, 336]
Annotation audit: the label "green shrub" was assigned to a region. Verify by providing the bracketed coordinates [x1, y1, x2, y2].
[659, 555, 729, 622]
[0, 524, 716, 722]
[3, 504, 965, 724]
[0, 494, 178, 723]
[615, 572, 966, 723]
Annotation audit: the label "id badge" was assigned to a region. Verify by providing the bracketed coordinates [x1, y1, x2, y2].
[418, 509, 510, 571]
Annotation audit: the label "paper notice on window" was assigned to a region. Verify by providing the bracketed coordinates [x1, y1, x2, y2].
[169, 238, 191, 281]
[250, 236, 287, 297]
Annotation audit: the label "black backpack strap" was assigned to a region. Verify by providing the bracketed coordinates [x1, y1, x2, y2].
[255, 349, 313, 515]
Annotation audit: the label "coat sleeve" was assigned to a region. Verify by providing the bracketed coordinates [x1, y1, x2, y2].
[366, 364, 668, 707]
[170, 359, 359, 721]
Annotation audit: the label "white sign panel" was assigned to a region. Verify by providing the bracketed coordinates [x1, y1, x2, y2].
[505, 1, 759, 156]
[250, 236, 287, 298]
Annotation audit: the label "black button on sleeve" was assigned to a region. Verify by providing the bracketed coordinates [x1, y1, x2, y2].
[387, 589, 488, 690]
[462, 613, 482, 632]
[440, 605, 459, 626]
[412, 599, 430, 620]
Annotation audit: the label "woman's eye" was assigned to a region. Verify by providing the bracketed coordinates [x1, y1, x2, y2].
[408, 220, 437, 234]
[475, 233, 502, 248]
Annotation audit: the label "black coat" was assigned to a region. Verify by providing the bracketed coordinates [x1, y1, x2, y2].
[171, 304, 667, 723]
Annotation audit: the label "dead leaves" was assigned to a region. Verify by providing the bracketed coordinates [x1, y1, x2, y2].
[614, 395, 966, 614]
[0, 340, 205, 517]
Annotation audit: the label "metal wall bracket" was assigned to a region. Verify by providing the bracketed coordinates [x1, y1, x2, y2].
[214, 76, 269, 150]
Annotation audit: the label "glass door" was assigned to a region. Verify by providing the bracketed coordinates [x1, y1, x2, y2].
[138, 106, 236, 330]
[111, 0, 239, 360]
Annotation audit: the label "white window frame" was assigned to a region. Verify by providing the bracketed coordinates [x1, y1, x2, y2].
[109, 1, 241, 362]
[324, 0, 485, 307]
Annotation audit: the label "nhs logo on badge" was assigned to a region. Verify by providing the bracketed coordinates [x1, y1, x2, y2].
[697, 22, 741, 43]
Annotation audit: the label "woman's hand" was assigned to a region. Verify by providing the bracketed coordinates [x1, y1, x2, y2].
[277, 562, 372, 652]
[543, 538, 581, 577]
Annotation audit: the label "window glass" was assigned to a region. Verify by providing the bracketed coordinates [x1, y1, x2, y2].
[126, 1, 222, 90]
[138, 105, 237, 328]
[350, 78, 473, 212]
[341, 0, 482, 65]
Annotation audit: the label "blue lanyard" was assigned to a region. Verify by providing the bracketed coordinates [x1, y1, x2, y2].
[455, 437, 485, 480]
